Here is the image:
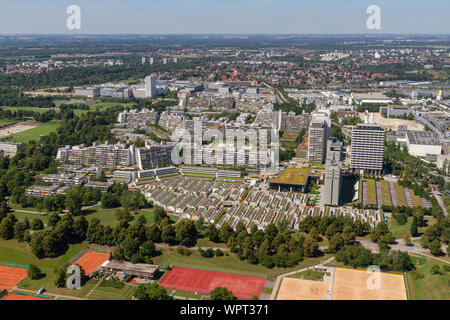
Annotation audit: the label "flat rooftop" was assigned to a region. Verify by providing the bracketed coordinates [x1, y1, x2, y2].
[105, 260, 159, 274]
[269, 168, 310, 186]
[406, 130, 440, 146]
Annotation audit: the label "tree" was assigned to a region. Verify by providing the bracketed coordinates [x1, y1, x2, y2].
[154, 206, 168, 224]
[54, 264, 69, 288]
[0, 217, 15, 240]
[328, 233, 344, 253]
[31, 218, 44, 231]
[429, 239, 442, 256]
[342, 226, 356, 246]
[134, 283, 168, 300]
[205, 224, 219, 242]
[175, 219, 197, 247]
[303, 236, 318, 257]
[161, 224, 176, 245]
[219, 223, 234, 243]
[210, 287, 236, 300]
[121, 237, 139, 260]
[100, 193, 120, 209]
[410, 217, 418, 237]
[48, 212, 61, 227]
[141, 241, 156, 258]
[403, 234, 412, 246]
[28, 264, 44, 280]
[146, 224, 161, 243]
[65, 187, 84, 216]
[14, 222, 27, 242]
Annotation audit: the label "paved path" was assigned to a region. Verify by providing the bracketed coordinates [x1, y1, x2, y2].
[357, 239, 448, 256]
[433, 191, 448, 216]
[11, 286, 86, 300]
[154, 243, 230, 252]
[269, 256, 335, 300]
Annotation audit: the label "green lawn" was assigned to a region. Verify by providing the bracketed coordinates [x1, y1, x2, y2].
[172, 289, 204, 299]
[390, 216, 413, 239]
[287, 269, 329, 281]
[82, 205, 156, 227]
[407, 257, 450, 300]
[9, 210, 50, 226]
[8, 120, 61, 143]
[88, 280, 136, 300]
[81, 205, 120, 227]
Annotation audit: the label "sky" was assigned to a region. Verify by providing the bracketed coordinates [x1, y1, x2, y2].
[0, 0, 449, 34]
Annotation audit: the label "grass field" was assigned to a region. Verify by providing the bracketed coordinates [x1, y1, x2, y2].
[8, 120, 61, 143]
[88, 280, 136, 300]
[81, 205, 120, 227]
[407, 257, 450, 300]
[172, 289, 205, 299]
[287, 269, 328, 281]
[390, 216, 413, 239]
[10, 210, 50, 226]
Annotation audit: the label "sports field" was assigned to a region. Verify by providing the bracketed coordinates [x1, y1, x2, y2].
[72, 250, 109, 275]
[0, 265, 28, 290]
[1, 292, 49, 300]
[276, 277, 329, 300]
[159, 266, 266, 299]
[332, 267, 407, 300]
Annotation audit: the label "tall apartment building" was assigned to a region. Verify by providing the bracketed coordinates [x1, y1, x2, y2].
[117, 108, 159, 128]
[324, 139, 343, 206]
[57, 142, 173, 171]
[145, 75, 157, 98]
[0, 142, 23, 157]
[135, 146, 173, 170]
[307, 116, 330, 163]
[350, 124, 385, 174]
[57, 142, 131, 170]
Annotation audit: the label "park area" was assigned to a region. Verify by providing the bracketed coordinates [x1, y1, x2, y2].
[159, 266, 266, 299]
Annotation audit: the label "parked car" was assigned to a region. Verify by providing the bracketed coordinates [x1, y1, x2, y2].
[37, 287, 45, 295]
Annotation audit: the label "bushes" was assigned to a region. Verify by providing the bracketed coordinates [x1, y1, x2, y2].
[28, 264, 45, 280]
[198, 248, 214, 258]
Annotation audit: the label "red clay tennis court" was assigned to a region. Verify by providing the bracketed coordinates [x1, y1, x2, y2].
[0, 265, 28, 290]
[1, 293, 49, 300]
[159, 267, 266, 299]
[73, 250, 109, 275]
